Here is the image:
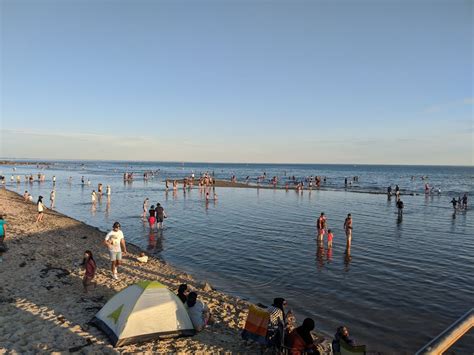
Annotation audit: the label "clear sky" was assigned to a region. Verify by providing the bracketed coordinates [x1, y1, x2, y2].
[1, 0, 472, 165]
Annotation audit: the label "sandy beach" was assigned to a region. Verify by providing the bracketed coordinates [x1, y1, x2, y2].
[0, 188, 264, 354]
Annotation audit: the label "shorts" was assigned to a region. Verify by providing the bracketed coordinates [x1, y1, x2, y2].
[109, 251, 122, 261]
[157, 217, 164, 223]
[149, 216, 156, 225]
[345, 229, 352, 240]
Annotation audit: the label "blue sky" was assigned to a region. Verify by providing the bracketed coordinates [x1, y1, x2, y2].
[1, 0, 472, 164]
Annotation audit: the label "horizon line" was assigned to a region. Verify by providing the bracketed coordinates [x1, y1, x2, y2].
[1, 157, 472, 168]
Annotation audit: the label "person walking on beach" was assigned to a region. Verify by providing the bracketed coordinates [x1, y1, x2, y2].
[344, 214, 352, 250]
[0, 214, 7, 262]
[50, 190, 55, 209]
[81, 250, 97, 293]
[156, 203, 166, 229]
[104, 222, 127, 280]
[142, 198, 149, 219]
[36, 196, 45, 223]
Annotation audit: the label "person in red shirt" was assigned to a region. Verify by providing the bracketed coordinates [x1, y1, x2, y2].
[82, 250, 97, 293]
[327, 229, 334, 249]
[288, 318, 319, 355]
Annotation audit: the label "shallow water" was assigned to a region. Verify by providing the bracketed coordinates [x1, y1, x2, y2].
[2, 161, 473, 352]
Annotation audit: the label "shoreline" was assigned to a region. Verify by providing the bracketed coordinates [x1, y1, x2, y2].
[0, 188, 263, 353]
[0, 188, 331, 353]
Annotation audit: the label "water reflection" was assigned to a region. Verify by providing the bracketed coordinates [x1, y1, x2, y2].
[344, 249, 352, 272]
[316, 238, 325, 270]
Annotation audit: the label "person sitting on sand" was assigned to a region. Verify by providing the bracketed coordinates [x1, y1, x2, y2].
[36, 196, 45, 223]
[317, 213, 327, 240]
[186, 292, 211, 331]
[177, 284, 188, 303]
[28, 194, 33, 202]
[142, 198, 149, 219]
[267, 298, 287, 329]
[0, 214, 7, 262]
[81, 250, 97, 293]
[332, 325, 356, 353]
[287, 318, 320, 355]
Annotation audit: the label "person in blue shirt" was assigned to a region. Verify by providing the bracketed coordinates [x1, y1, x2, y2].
[0, 214, 7, 262]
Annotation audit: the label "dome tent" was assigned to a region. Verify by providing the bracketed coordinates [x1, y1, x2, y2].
[93, 281, 195, 347]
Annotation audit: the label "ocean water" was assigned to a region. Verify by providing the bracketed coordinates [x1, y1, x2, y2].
[1, 161, 473, 352]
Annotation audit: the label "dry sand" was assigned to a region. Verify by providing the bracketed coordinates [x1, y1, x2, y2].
[0, 188, 264, 354]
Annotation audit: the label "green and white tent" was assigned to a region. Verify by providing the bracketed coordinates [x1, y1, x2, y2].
[93, 281, 195, 347]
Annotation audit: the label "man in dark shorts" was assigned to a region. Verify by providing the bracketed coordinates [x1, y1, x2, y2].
[155, 203, 167, 229]
[396, 199, 404, 215]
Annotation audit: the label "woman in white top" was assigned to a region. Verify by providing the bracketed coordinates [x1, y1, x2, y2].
[36, 196, 45, 223]
[50, 190, 55, 209]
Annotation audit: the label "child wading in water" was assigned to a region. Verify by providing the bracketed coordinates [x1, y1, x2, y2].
[82, 250, 97, 293]
[327, 229, 334, 249]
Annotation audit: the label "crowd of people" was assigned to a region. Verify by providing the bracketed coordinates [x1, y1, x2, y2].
[0, 169, 471, 353]
[240, 296, 359, 354]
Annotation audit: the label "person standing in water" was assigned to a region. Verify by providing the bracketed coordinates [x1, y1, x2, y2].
[106, 185, 111, 196]
[462, 194, 468, 209]
[50, 190, 55, 209]
[451, 198, 458, 210]
[104, 222, 127, 280]
[91, 190, 97, 204]
[317, 213, 327, 240]
[142, 198, 149, 219]
[396, 199, 404, 215]
[156, 203, 167, 229]
[344, 214, 352, 250]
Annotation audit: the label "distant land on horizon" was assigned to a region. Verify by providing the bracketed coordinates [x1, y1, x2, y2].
[0, 158, 472, 168]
